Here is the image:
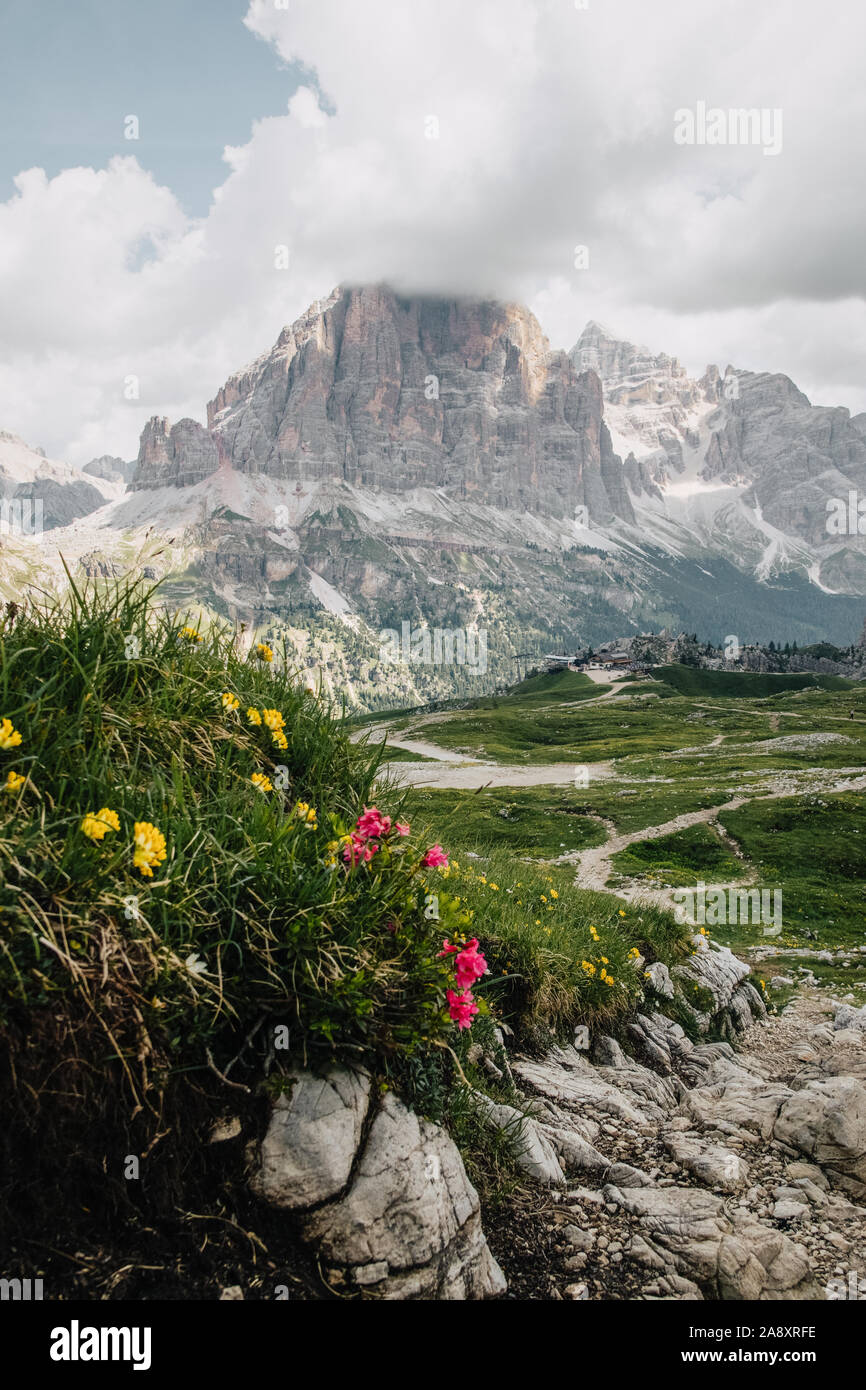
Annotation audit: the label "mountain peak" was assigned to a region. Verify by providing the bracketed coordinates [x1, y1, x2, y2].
[576, 319, 623, 344]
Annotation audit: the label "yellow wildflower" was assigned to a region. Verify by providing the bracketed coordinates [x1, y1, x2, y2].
[255, 643, 274, 663]
[261, 708, 285, 731]
[294, 801, 317, 826]
[4, 770, 25, 793]
[0, 718, 22, 750]
[541, 895, 547, 903]
[550, 890, 559, 899]
[271, 730, 288, 750]
[221, 692, 240, 712]
[180, 626, 202, 643]
[133, 821, 167, 877]
[81, 807, 121, 841]
[251, 773, 273, 793]
[246, 708, 262, 726]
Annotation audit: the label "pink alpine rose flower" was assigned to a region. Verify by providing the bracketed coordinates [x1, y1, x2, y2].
[423, 844, 449, 868]
[394, 821, 410, 837]
[453, 939, 489, 990]
[342, 833, 380, 866]
[447, 988, 479, 1030]
[356, 806, 391, 839]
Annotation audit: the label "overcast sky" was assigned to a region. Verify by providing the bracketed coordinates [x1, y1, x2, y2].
[1, 0, 864, 464]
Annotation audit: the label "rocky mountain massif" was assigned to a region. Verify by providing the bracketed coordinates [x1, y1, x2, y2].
[572, 322, 866, 595]
[2, 286, 865, 707]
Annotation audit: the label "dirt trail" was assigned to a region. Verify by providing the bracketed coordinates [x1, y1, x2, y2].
[383, 759, 617, 790]
[565, 769, 866, 908]
[563, 798, 748, 895]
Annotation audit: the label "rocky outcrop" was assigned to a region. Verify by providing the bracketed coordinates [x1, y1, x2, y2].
[249, 942, 866, 1301]
[251, 1068, 372, 1209]
[471, 947, 866, 1301]
[251, 1073, 505, 1300]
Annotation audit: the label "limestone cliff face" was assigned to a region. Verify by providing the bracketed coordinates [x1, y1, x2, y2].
[133, 285, 633, 523]
[130, 417, 220, 491]
[701, 371, 866, 547]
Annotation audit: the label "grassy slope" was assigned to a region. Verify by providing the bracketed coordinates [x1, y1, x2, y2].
[0, 586, 696, 1290]
[653, 665, 855, 697]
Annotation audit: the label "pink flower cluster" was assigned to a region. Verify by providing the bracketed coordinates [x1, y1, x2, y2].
[342, 806, 410, 866]
[440, 936, 488, 1030]
[422, 844, 448, 868]
[446, 988, 479, 1030]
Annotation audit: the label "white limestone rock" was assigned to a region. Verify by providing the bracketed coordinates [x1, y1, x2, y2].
[773, 1075, 866, 1183]
[251, 1067, 372, 1209]
[301, 1093, 506, 1299]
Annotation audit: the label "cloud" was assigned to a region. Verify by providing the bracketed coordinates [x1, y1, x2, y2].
[1, 0, 865, 465]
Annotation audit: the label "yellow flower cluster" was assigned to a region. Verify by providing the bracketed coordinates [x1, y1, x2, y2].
[255, 643, 274, 663]
[262, 708, 288, 750]
[133, 821, 167, 878]
[244, 704, 288, 752]
[0, 717, 22, 750]
[581, 960, 596, 977]
[221, 692, 240, 712]
[79, 808, 167, 880]
[628, 946, 641, 960]
[180, 626, 202, 644]
[4, 769, 25, 793]
[81, 807, 121, 841]
[251, 772, 273, 793]
[294, 801, 317, 827]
